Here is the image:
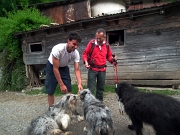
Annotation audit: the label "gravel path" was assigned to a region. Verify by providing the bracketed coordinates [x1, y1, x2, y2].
[0, 91, 180, 135]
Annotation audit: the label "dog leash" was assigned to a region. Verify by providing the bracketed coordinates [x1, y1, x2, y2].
[112, 54, 124, 114]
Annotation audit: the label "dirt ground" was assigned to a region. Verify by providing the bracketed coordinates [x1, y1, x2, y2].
[0, 90, 161, 135]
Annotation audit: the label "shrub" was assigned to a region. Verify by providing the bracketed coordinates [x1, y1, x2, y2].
[0, 6, 51, 91]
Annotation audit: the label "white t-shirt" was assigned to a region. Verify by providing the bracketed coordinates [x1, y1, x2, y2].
[48, 43, 80, 67]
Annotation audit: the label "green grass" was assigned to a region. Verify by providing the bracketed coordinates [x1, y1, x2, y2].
[25, 84, 180, 96]
[25, 88, 45, 95]
[25, 83, 86, 96]
[139, 88, 180, 95]
[104, 85, 116, 92]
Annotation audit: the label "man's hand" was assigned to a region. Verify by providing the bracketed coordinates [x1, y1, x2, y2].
[60, 84, 68, 94]
[84, 61, 90, 69]
[112, 54, 117, 62]
[112, 55, 118, 66]
[77, 84, 83, 95]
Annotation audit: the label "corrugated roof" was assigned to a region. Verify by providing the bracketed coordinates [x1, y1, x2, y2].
[127, 2, 169, 11]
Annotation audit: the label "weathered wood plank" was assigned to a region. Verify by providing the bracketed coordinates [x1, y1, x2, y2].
[105, 71, 180, 80]
[23, 54, 48, 65]
[73, 74, 180, 86]
[79, 71, 180, 81]
[106, 80, 180, 86]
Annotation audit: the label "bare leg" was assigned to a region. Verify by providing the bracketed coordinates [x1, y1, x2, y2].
[48, 94, 54, 107]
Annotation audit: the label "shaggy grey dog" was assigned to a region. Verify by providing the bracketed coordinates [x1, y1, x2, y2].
[27, 94, 84, 135]
[115, 82, 180, 135]
[80, 89, 115, 135]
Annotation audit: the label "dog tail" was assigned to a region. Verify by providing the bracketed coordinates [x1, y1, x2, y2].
[100, 118, 108, 135]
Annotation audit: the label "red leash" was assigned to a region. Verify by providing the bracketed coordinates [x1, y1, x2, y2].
[112, 54, 124, 114]
[112, 55, 120, 85]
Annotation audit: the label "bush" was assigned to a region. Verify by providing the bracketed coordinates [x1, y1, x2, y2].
[0, 6, 51, 91]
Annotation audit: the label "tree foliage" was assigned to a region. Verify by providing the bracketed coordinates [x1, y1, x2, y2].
[0, 0, 63, 17]
[0, 7, 51, 58]
[0, 0, 17, 17]
[16, 0, 51, 5]
[0, 6, 51, 91]
[16, 0, 64, 6]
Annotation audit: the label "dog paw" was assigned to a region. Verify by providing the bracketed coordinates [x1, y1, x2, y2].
[120, 110, 124, 114]
[64, 131, 72, 135]
[61, 115, 71, 130]
[77, 115, 84, 121]
[83, 127, 87, 132]
[53, 129, 62, 135]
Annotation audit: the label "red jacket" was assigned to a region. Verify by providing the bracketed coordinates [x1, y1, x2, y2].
[82, 39, 113, 71]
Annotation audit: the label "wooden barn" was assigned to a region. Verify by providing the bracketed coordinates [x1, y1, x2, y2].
[14, 0, 180, 88]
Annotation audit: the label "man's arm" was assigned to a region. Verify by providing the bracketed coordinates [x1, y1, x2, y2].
[52, 55, 67, 93]
[82, 40, 92, 68]
[106, 45, 113, 63]
[74, 62, 83, 91]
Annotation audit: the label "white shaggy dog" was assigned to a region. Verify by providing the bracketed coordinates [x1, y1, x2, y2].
[80, 89, 115, 135]
[27, 94, 84, 135]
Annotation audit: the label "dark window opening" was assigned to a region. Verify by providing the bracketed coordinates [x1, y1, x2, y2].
[107, 30, 124, 46]
[29, 43, 42, 52]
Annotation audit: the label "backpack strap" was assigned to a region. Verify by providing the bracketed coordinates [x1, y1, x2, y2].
[90, 42, 95, 57]
[106, 43, 109, 59]
[87, 41, 95, 64]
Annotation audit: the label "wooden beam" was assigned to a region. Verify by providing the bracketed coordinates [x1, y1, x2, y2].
[106, 80, 180, 86]
[79, 22, 85, 28]
[60, 27, 66, 32]
[102, 19, 107, 25]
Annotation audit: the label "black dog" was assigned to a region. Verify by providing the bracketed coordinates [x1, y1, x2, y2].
[115, 82, 180, 135]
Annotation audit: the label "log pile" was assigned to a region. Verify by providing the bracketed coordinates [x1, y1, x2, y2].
[26, 65, 42, 87]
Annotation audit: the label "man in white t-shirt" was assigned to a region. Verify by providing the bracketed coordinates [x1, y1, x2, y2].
[45, 32, 83, 107]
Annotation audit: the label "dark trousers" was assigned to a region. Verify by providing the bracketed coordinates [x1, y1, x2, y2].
[87, 69, 106, 101]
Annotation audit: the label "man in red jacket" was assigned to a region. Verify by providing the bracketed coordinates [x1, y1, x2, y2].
[82, 28, 117, 101]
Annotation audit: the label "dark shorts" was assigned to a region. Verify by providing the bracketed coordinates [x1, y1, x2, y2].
[45, 61, 72, 95]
